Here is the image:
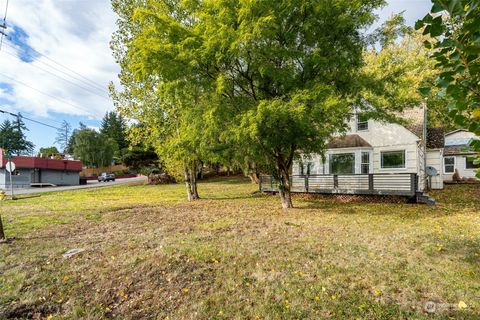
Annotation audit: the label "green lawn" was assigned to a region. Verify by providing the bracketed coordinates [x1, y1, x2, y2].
[0, 178, 479, 319]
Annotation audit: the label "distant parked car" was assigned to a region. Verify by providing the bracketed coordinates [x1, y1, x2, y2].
[98, 172, 115, 182]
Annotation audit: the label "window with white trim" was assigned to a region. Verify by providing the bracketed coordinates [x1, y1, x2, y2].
[330, 153, 355, 174]
[357, 114, 369, 131]
[361, 151, 370, 174]
[465, 157, 479, 169]
[381, 150, 405, 169]
[444, 156, 455, 173]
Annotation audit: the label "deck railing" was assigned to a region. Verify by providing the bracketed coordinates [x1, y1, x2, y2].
[259, 173, 418, 197]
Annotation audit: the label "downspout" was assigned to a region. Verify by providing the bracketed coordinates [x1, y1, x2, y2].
[423, 101, 428, 191]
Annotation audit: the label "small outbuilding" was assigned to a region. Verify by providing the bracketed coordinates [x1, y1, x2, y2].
[443, 129, 479, 181]
[0, 149, 83, 189]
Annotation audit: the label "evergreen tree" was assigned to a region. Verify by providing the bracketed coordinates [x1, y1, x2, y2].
[0, 117, 34, 156]
[100, 111, 128, 152]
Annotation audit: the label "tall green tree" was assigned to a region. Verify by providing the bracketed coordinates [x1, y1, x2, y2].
[121, 146, 160, 173]
[0, 117, 34, 156]
[73, 128, 117, 168]
[125, 0, 391, 208]
[111, 0, 218, 200]
[417, 0, 480, 175]
[38, 146, 60, 158]
[100, 111, 128, 153]
[66, 122, 87, 155]
[54, 120, 72, 153]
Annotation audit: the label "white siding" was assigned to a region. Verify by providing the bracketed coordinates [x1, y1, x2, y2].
[443, 155, 479, 181]
[293, 114, 429, 190]
[445, 130, 476, 145]
[426, 149, 444, 189]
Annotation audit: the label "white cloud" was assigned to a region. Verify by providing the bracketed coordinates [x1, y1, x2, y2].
[0, 0, 120, 119]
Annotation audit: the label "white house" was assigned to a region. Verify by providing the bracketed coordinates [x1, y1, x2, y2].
[443, 129, 479, 181]
[291, 107, 445, 193]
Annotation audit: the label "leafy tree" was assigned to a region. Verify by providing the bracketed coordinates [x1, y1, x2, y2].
[100, 111, 128, 154]
[0, 117, 34, 156]
[121, 146, 160, 173]
[66, 122, 87, 155]
[73, 128, 117, 168]
[362, 20, 452, 128]
[111, 0, 218, 200]
[38, 146, 60, 158]
[123, 0, 393, 208]
[417, 0, 480, 174]
[54, 120, 72, 152]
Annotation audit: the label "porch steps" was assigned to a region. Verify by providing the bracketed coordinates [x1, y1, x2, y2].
[416, 193, 436, 206]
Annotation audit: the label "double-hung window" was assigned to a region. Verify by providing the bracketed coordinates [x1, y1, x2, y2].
[361, 152, 370, 174]
[444, 157, 455, 173]
[357, 114, 369, 131]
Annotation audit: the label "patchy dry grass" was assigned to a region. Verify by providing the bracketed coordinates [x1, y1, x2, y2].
[0, 178, 479, 319]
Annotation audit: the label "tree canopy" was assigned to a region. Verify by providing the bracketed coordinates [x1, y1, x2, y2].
[112, 0, 443, 207]
[417, 0, 480, 173]
[100, 111, 129, 154]
[38, 146, 60, 158]
[73, 128, 117, 168]
[0, 117, 34, 156]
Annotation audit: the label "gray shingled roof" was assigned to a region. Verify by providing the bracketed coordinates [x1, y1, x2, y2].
[444, 145, 477, 155]
[427, 127, 445, 149]
[328, 134, 372, 149]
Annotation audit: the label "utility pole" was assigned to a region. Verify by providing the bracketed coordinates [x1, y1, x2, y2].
[8, 159, 13, 199]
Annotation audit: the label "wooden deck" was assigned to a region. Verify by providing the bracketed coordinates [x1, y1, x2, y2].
[259, 173, 419, 197]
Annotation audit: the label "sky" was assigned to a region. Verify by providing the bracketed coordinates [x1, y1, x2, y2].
[0, 0, 433, 153]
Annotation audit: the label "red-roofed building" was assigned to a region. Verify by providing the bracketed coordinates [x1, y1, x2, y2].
[0, 149, 83, 189]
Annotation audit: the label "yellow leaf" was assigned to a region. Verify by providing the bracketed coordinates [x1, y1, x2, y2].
[331, 295, 337, 300]
[183, 288, 189, 293]
[373, 289, 382, 296]
[458, 301, 467, 309]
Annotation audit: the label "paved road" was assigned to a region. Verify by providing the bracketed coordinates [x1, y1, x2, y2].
[7, 176, 147, 196]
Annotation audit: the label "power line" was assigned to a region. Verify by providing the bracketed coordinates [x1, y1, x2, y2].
[1, 47, 111, 100]
[5, 38, 109, 95]
[0, 107, 61, 130]
[0, 72, 98, 117]
[3, 41, 111, 97]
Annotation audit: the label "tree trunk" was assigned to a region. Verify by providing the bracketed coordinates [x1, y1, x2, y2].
[246, 161, 259, 184]
[184, 163, 200, 201]
[278, 171, 293, 209]
[0, 215, 5, 240]
[190, 162, 200, 199]
[274, 147, 295, 209]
